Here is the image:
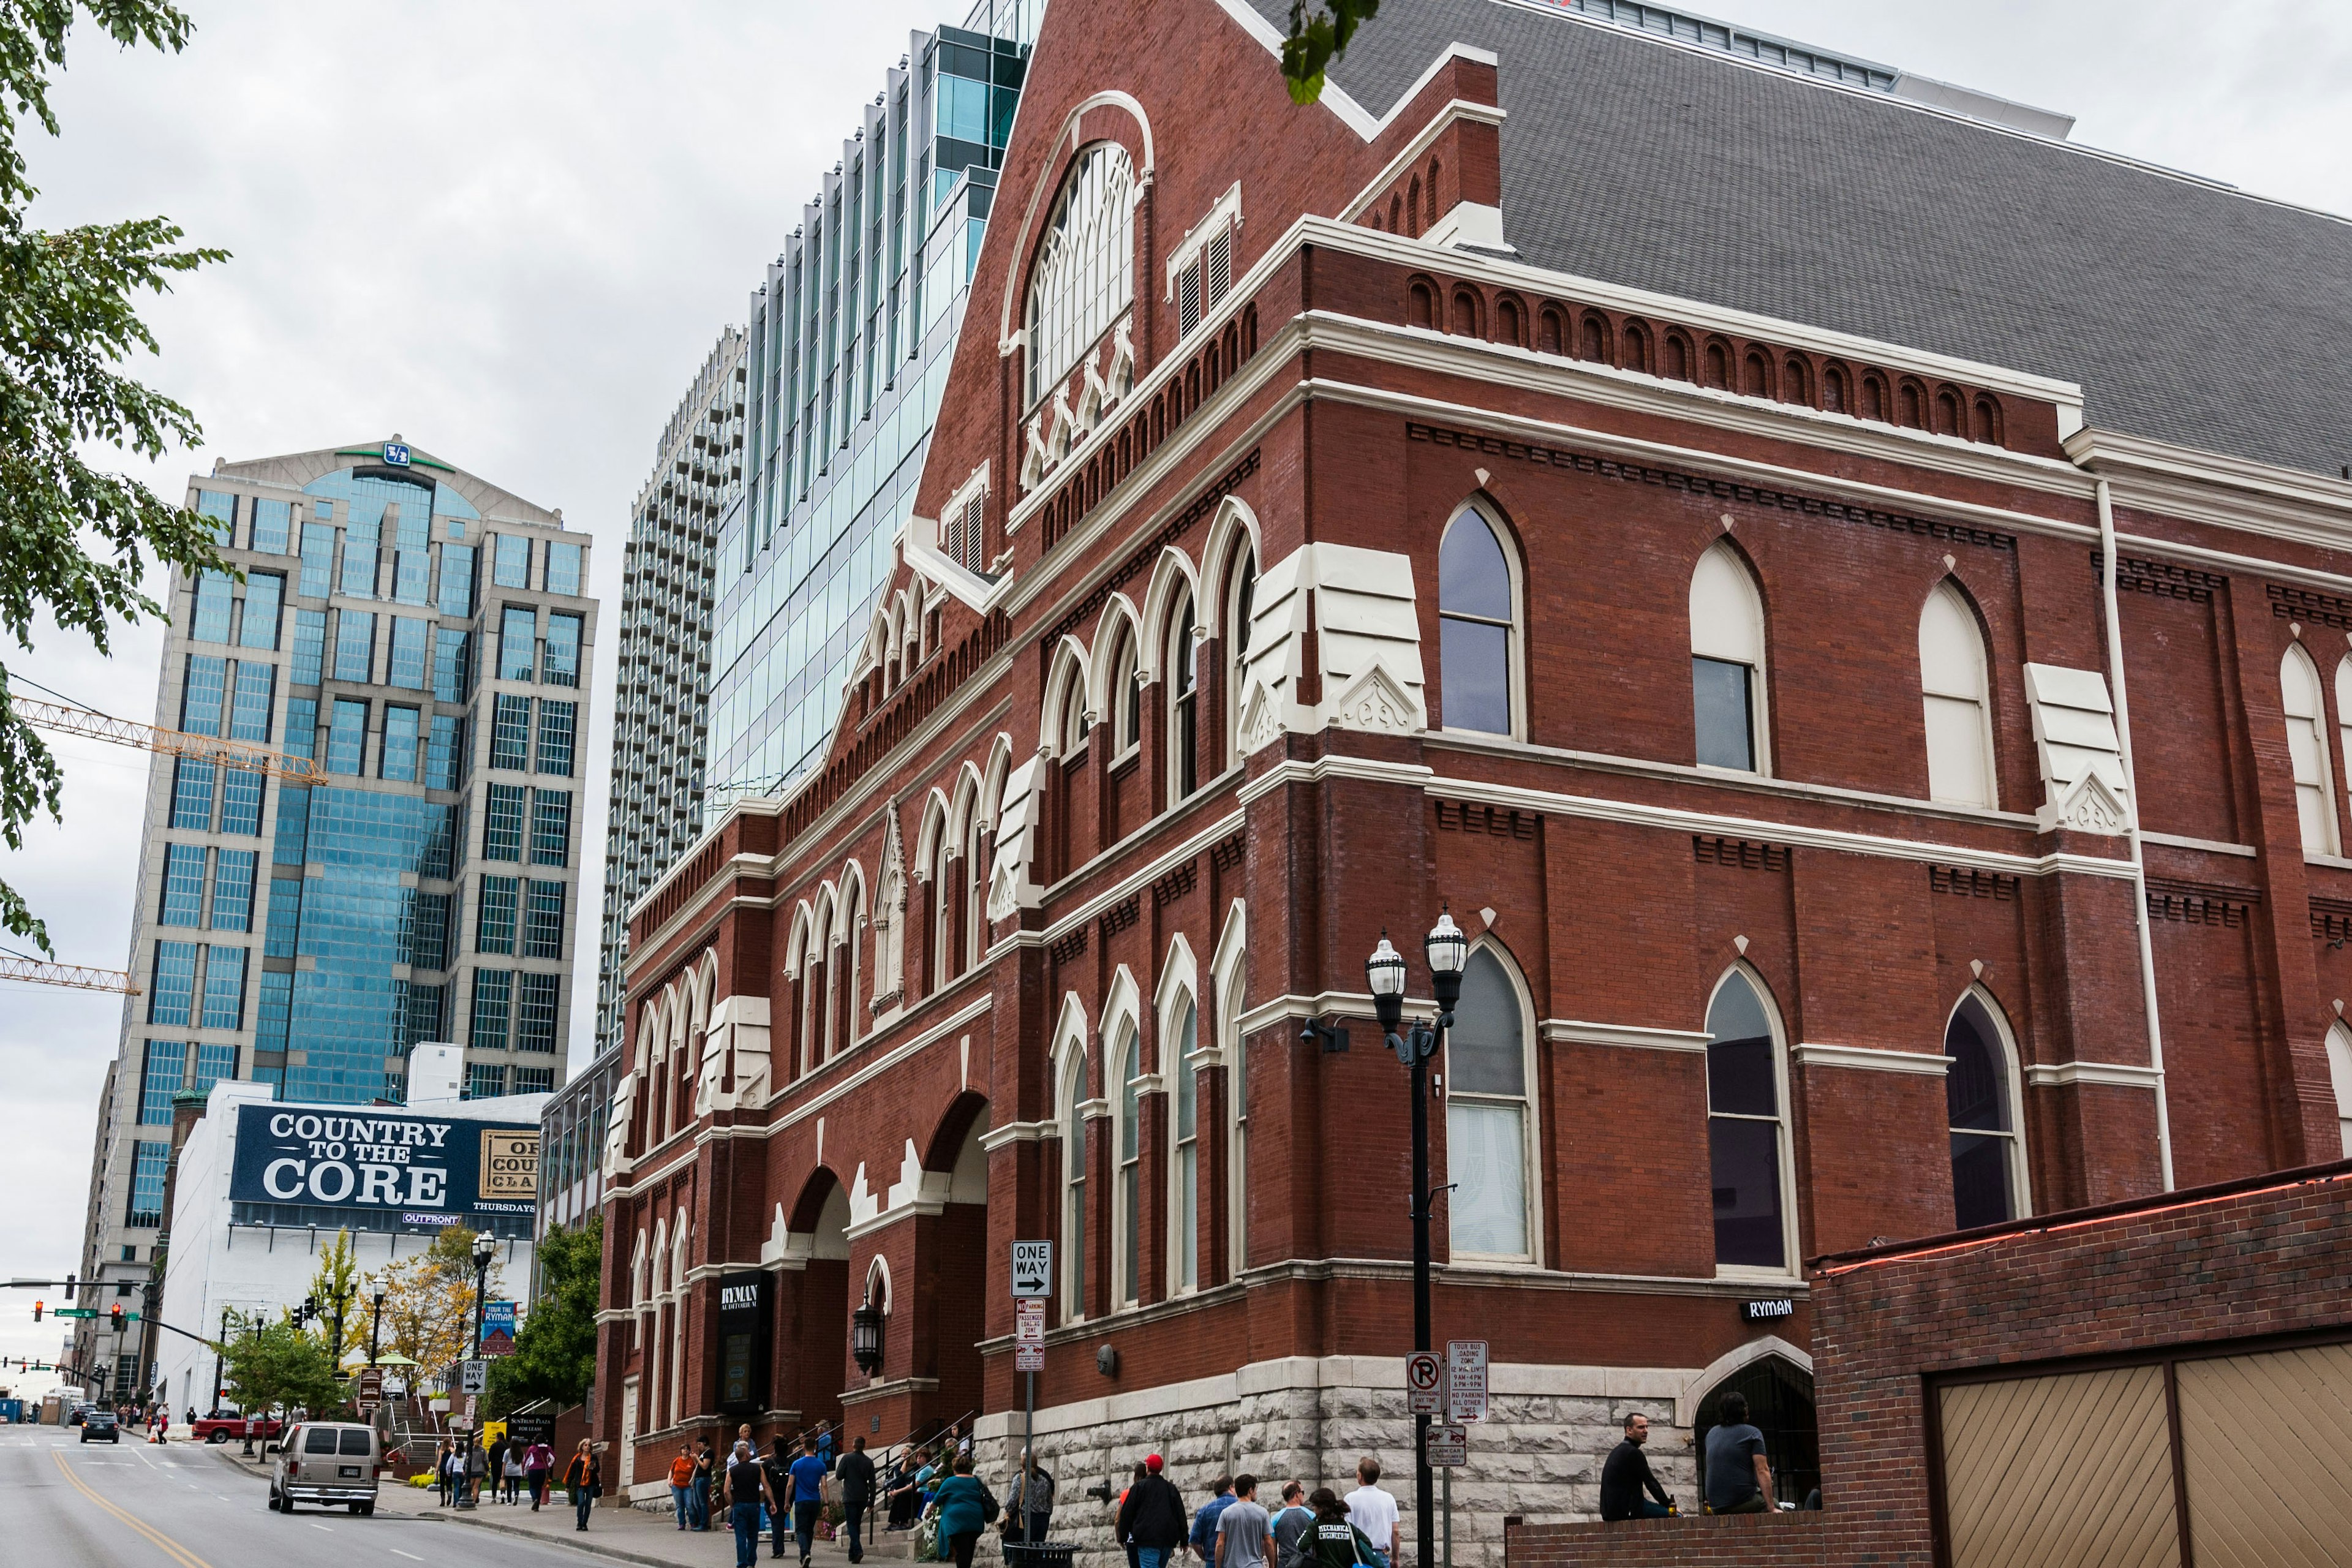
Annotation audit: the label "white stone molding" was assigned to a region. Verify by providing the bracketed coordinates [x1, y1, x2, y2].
[1237, 541, 1427, 754]
[1539, 1019, 1711, 1053]
[987, 755, 1048, 921]
[1424, 201, 1512, 253]
[978, 1118, 1059, 1151]
[1676, 1335, 1812, 1429]
[2024, 663, 2132, 835]
[1793, 1042, 1954, 1076]
[2025, 1059, 2165, 1090]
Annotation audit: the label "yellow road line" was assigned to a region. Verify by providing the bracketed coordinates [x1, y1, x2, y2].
[50, 1449, 217, 1568]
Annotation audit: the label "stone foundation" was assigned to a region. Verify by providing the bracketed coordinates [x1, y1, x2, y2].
[973, 1356, 1703, 1568]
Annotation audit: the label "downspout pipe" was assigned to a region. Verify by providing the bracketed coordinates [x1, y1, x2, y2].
[2097, 478, 2176, 1191]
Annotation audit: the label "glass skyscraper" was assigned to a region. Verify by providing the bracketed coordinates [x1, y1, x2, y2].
[595, 330, 745, 1057]
[79, 438, 594, 1309]
[706, 0, 1042, 808]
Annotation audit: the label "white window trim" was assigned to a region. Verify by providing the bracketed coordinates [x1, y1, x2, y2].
[2283, 642, 2339, 856]
[1436, 500, 1526, 742]
[1947, 986, 2033, 1221]
[1057, 1040, 1091, 1324]
[1164, 182, 1244, 304]
[1691, 543, 1772, 778]
[1705, 964, 1800, 1283]
[1443, 938, 1544, 1267]
[1920, 581, 1998, 809]
[1110, 1026, 1144, 1311]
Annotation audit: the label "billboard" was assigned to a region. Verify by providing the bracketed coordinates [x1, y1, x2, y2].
[228, 1104, 538, 1222]
[480, 1300, 516, 1358]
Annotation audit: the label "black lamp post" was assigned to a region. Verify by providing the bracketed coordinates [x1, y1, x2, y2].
[851, 1298, 884, 1377]
[470, 1234, 497, 1362]
[369, 1287, 386, 1368]
[1366, 912, 1466, 1568]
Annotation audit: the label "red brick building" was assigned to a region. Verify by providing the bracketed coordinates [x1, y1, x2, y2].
[597, 0, 2352, 1549]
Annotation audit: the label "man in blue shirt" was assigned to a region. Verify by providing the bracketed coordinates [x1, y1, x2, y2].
[785, 1433, 832, 1567]
[1190, 1476, 1236, 1559]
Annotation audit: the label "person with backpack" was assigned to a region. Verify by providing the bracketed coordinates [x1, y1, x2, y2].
[1115, 1453, 1189, 1568]
[925, 1451, 996, 1568]
[1006, 1447, 1056, 1545]
[837, 1435, 878, 1563]
[1301, 1490, 1382, 1568]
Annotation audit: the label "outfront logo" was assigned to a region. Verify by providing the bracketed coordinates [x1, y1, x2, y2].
[382, 440, 412, 466]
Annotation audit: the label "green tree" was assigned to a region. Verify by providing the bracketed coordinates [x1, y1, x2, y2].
[300, 1229, 367, 1369]
[1280, 0, 1380, 104]
[221, 1320, 345, 1419]
[0, 1, 229, 949]
[368, 1223, 505, 1378]
[484, 1214, 601, 1419]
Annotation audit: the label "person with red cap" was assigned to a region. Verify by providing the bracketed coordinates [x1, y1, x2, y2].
[1116, 1452, 1191, 1568]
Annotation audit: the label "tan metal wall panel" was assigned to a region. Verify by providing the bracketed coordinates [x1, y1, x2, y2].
[2177, 1343, 2352, 1568]
[1940, 1364, 2180, 1568]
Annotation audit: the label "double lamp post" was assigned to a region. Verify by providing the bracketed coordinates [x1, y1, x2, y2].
[1365, 911, 1467, 1568]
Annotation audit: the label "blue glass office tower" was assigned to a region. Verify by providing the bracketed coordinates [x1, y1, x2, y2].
[81, 439, 595, 1301]
[706, 0, 1042, 807]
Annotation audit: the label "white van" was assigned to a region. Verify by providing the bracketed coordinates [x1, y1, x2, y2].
[269, 1421, 382, 1515]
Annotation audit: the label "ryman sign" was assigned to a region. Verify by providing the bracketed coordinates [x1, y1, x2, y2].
[229, 1104, 538, 1221]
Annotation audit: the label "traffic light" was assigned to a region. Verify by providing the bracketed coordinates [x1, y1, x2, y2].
[63, 1273, 75, 1301]
[108, 1303, 124, 1332]
[31, 1302, 40, 1322]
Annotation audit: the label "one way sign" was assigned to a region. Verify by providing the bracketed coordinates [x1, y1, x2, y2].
[1010, 1240, 1054, 1298]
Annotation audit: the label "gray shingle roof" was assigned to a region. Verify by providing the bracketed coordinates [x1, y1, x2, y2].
[1245, 0, 2352, 478]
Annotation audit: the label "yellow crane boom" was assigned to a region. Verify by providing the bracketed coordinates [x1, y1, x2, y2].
[0, 956, 140, 994]
[17, 695, 319, 784]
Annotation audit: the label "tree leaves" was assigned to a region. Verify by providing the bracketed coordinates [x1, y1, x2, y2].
[221, 1319, 345, 1419]
[1281, 0, 1380, 105]
[0, 1, 227, 951]
[484, 1215, 601, 1419]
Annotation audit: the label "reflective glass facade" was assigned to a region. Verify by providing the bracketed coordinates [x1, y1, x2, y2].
[81, 440, 595, 1320]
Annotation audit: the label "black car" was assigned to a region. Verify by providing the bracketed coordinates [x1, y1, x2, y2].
[79, 1410, 120, 1444]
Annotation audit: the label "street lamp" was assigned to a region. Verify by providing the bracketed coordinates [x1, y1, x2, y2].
[850, 1298, 884, 1377]
[1365, 911, 1466, 1568]
[369, 1287, 386, 1368]
[470, 1234, 497, 1362]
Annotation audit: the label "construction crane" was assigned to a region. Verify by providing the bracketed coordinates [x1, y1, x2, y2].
[18, 695, 320, 784]
[0, 955, 140, 995]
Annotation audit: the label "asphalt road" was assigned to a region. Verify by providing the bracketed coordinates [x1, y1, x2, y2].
[0, 1425, 614, 1568]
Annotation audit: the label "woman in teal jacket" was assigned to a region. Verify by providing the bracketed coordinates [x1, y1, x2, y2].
[927, 1453, 993, 1568]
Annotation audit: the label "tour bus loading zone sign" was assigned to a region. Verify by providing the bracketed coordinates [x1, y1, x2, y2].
[1011, 1241, 1053, 1298]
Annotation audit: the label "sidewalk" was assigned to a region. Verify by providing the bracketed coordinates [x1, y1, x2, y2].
[206, 1440, 897, 1568]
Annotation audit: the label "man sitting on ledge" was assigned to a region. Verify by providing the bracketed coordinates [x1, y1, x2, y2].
[1599, 1412, 1674, 1521]
[1702, 1392, 1773, 1514]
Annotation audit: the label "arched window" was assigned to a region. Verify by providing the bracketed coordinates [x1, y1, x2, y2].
[1226, 547, 1257, 764]
[1447, 944, 1536, 1261]
[1109, 628, 1140, 758]
[1113, 1027, 1142, 1308]
[1026, 144, 1136, 408]
[1945, 992, 2026, 1227]
[1168, 998, 1199, 1294]
[1167, 595, 1199, 804]
[2328, 1023, 2352, 1158]
[1439, 507, 1518, 736]
[1060, 1049, 1088, 1319]
[1705, 970, 1792, 1273]
[1920, 582, 1996, 807]
[963, 812, 988, 973]
[2283, 644, 2338, 854]
[1690, 545, 1768, 774]
[930, 827, 957, 986]
[1224, 960, 1248, 1276]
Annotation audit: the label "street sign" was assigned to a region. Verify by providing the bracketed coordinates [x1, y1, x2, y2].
[1406, 1351, 1443, 1416]
[1427, 1423, 1468, 1466]
[50, 1309, 129, 1321]
[1014, 1298, 1046, 1344]
[1446, 1340, 1489, 1423]
[1740, 1298, 1796, 1323]
[1010, 1241, 1053, 1298]
[355, 1366, 384, 1414]
[1014, 1345, 1044, 1373]
[459, 1359, 488, 1395]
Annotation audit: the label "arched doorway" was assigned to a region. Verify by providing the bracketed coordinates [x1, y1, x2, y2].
[1695, 1354, 1819, 1508]
[785, 1170, 853, 1444]
[922, 1095, 991, 1434]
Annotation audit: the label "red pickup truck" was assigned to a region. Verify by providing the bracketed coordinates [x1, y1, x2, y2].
[194, 1411, 284, 1444]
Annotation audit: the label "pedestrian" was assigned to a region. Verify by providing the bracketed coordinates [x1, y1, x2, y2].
[888, 1446, 932, 1531]
[818, 1422, 835, 1474]
[786, 1430, 832, 1567]
[925, 1451, 993, 1568]
[563, 1439, 601, 1531]
[463, 1435, 488, 1506]
[1191, 1476, 1236, 1561]
[526, 1435, 555, 1510]
[1215, 1476, 1275, 1568]
[1702, 1392, 1773, 1514]
[1007, 1446, 1055, 1546]
[693, 1436, 718, 1530]
[723, 1438, 782, 1568]
[1300, 1490, 1381, 1568]
[1118, 1463, 1148, 1568]
[435, 1439, 455, 1506]
[837, 1434, 878, 1563]
[1341, 1460, 1397, 1566]
[1599, 1412, 1675, 1521]
[672, 1444, 699, 1529]
[1114, 1453, 1188, 1568]
[1270, 1482, 1314, 1568]
[503, 1440, 526, 1503]
[763, 1438, 796, 1559]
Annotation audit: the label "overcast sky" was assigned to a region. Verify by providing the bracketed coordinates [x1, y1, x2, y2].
[1, 0, 2345, 1386]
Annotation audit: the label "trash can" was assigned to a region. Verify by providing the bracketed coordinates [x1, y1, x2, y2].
[1003, 1542, 1079, 1568]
